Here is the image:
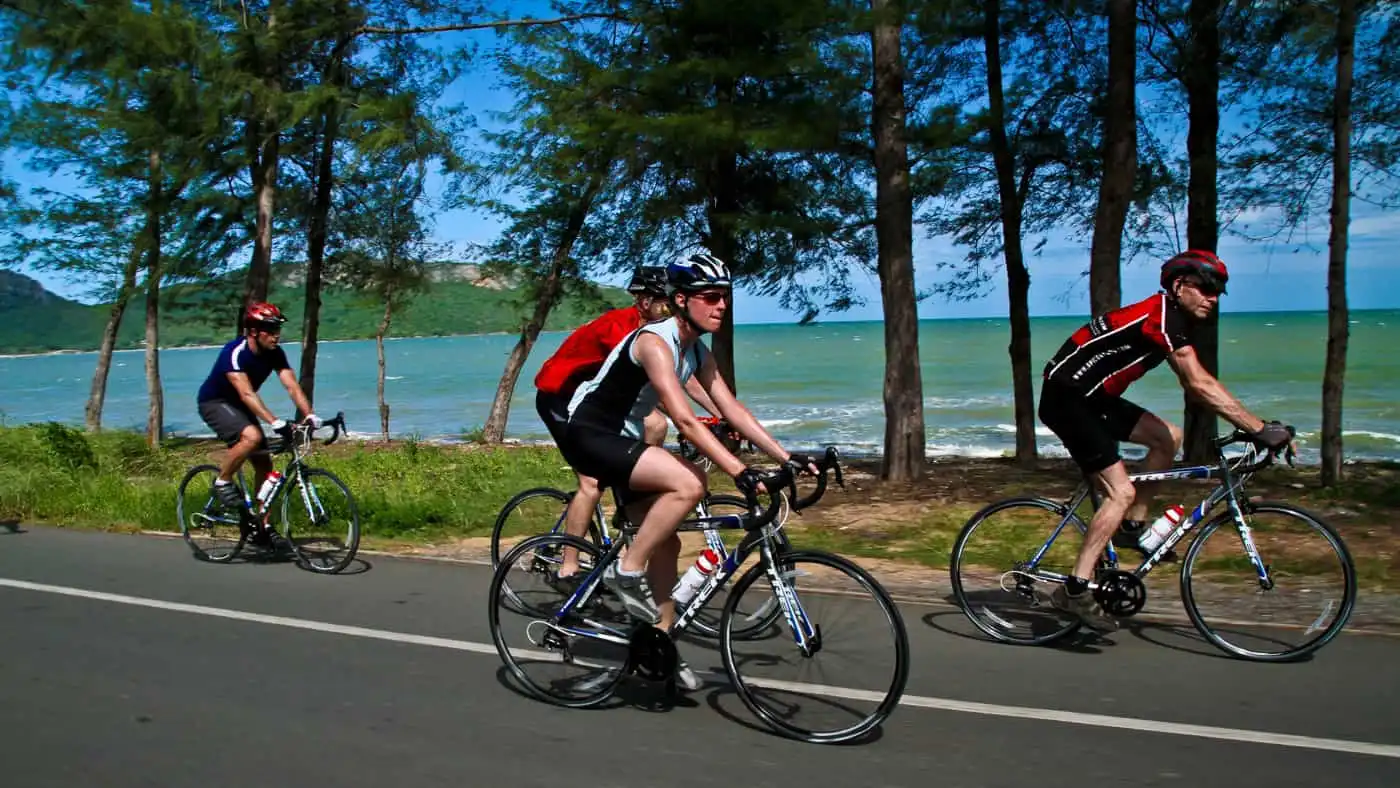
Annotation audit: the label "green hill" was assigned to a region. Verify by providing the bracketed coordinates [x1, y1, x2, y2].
[0, 265, 631, 355]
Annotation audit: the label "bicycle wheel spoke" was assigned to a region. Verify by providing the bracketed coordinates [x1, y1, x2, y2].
[1183, 504, 1355, 661]
[951, 499, 1084, 644]
[722, 552, 908, 743]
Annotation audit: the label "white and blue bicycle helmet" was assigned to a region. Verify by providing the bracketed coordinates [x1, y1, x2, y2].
[666, 253, 732, 293]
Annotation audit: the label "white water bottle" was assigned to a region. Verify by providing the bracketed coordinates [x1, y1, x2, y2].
[255, 471, 283, 511]
[1138, 504, 1185, 553]
[672, 549, 720, 609]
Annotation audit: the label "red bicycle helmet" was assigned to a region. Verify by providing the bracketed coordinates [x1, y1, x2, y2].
[1160, 250, 1229, 293]
[244, 301, 287, 328]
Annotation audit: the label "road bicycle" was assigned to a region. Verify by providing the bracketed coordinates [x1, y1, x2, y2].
[176, 412, 361, 574]
[950, 429, 1356, 661]
[489, 448, 910, 744]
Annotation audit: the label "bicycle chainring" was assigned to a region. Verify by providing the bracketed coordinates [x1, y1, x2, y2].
[626, 624, 677, 682]
[1093, 570, 1147, 618]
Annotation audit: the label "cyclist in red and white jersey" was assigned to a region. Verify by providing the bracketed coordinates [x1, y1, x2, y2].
[1038, 250, 1294, 630]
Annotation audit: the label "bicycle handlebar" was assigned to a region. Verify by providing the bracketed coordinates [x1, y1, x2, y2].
[788, 446, 844, 511]
[735, 446, 844, 529]
[1213, 426, 1296, 474]
[274, 411, 347, 453]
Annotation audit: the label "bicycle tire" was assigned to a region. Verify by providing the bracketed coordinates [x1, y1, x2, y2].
[1180, 501, 1356, 662]
[490, 487, 604, 572]
[489, 533, 630, 708]
[720, 550, 909, 744]
[176, 464, 248, 563]
[282, 468, 361, 574]
[949, 497, 1085, 646]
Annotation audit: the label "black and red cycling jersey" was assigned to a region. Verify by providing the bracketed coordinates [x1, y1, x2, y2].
[1043, 293, 1194, 397]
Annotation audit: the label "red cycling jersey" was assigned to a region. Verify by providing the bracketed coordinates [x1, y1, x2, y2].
[1043, 293, 1195, 398]
[534, 306, 646, 398]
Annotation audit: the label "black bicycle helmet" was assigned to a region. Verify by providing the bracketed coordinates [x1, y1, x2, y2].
[626, 266, 669, 297]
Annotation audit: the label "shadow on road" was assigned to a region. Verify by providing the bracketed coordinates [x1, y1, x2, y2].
[1, 519, 23, 534]
[920, 608, 1111, 655]
[703, 684, 886, 746]
[491, 664, 696, 714]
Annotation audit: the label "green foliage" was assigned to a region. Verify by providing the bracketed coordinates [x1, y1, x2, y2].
[0, 424, 576, 539]
[0, 266, 631, 354]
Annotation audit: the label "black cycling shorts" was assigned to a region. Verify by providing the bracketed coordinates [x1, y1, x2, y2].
[556, 423, 649, 506]
[197, 399, 269, 452]
[535, 389, 571, 446]
[1037, 380, 1147, 474]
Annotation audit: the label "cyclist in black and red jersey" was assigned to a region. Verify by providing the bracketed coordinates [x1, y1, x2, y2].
[1038, 250, 1294, 631]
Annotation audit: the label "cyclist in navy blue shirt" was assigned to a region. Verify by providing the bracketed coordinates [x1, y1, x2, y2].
[197, 302, 320, 534]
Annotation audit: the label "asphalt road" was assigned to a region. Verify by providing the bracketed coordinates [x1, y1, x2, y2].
[2, 524, 1397, 787]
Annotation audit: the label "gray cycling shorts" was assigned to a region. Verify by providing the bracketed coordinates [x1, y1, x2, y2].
[197, 399, 269, 451]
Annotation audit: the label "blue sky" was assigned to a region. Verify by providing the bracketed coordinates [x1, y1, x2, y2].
[6, 4, 1398, 323]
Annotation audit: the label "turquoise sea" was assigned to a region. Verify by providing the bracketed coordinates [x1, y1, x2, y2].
[2, 310, 1396, 464]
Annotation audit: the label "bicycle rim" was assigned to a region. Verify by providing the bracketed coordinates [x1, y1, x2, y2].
[1182, 502, 1356, 661]
[489, 534, 631, 708]
[950, 498, 1085, 645]
[721, 550, 909, 744]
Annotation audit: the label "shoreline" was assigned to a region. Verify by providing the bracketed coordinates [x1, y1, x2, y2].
[4, 307, 1394, 359]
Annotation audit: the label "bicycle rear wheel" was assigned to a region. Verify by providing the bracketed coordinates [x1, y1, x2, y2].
[176, 465, 247, 563]
[490, 487, 604, 570]
[1181, 502, 1355, 661]
[950, 497, 1085, 645]
[721, 550, 909, 744]
[489, 534, 632, 708]
[281, 468, 360, 574]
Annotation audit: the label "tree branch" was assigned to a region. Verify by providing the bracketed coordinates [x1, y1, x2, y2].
[357, 14, 623, 36]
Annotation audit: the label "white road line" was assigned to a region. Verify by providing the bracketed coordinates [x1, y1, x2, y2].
[3, 576, 1397, 760]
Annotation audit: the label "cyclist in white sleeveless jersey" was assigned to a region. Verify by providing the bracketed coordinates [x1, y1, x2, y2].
[559, 254, 817, 689]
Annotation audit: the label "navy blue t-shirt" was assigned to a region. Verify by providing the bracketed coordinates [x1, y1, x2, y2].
[197, 338, 291, 403]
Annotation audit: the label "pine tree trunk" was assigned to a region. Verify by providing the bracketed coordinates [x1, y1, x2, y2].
[1322, 0, 1357, 487]
[704, 88, 742, 394]
[299, 30, 350, 409]
[243, 131, 280, 314]
[871, 0, 925, 482]
[983, 0, 1038, 466]
[144, 150, 165, 449]
[85, 245, 142, 431]
[1089, 0, 1136, 317]
[300, 105, 338, 410]
[483, 172, 605, 444]
[377, 297, 393, 441]
[241, 2, 282, 324]
[1181, 0, 1222, 463]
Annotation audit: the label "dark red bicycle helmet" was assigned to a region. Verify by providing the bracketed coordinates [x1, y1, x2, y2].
[1160, 250, 1229, 293]
[244, 301, 287, 328]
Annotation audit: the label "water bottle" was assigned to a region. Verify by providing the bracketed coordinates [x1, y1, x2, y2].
[672, 549, 720, 609]
[255, 471, 283, 511]
[1138, 504, 1185, 553]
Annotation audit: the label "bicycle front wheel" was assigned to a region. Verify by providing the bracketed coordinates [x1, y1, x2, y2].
[1181, 502, 1356, 661]
[281, 468, 360, 574]
[721, 550, 909, 744]
[176, 464, 247, 563]
[950, 497, 1085, 645]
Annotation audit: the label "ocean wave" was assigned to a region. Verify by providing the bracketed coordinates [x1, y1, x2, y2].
[1342, 430, 1400, 443]
[995, 423, 1056, 437]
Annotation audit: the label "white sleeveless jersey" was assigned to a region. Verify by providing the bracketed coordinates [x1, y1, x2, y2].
[566, 317, 707, 439]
